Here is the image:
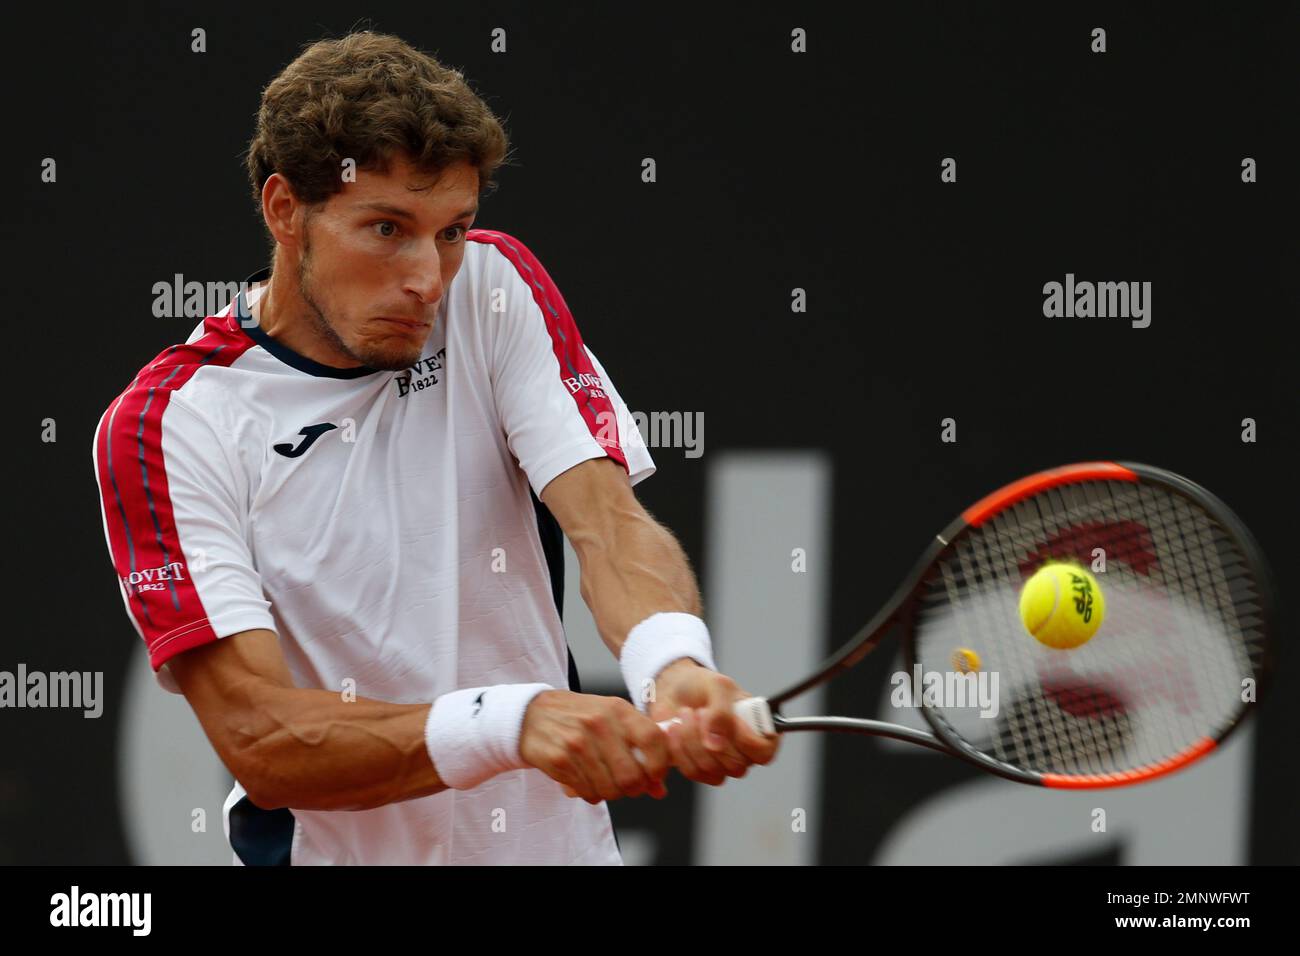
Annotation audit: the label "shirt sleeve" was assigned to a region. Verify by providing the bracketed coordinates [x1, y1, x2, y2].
[480, 230, 656, 497]
[92, 388, 276, 694]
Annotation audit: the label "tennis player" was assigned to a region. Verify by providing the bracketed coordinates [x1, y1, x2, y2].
[91, 31, 776, 865]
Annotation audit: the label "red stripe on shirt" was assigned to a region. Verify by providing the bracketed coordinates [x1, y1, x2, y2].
[469, 229, 629, 469]
[95, 310, 256, 670]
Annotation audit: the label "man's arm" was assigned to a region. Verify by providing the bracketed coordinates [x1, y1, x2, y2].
[540, 457, 779, 784]
[541, 458, 703, 654]
[168, 628, 445, 811]
[168, 626, 671, 810]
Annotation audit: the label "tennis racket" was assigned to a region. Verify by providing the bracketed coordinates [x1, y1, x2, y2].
[712, 461, 1277, 789]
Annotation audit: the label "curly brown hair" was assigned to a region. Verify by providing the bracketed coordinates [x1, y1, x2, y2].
[245, 31, 511, 219]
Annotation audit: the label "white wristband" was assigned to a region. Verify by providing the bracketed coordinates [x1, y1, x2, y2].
[619, 612, 717, 712]
[424, 683, 553, 790]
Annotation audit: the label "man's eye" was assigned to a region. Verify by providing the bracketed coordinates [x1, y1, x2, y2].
[442, 225, 467, 242]
[372, 221, 399, 238]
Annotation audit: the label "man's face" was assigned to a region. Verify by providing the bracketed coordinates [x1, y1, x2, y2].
[289, 155, 479, 371]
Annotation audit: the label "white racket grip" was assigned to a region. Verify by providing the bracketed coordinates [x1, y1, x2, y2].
[732, 696, 777, 736]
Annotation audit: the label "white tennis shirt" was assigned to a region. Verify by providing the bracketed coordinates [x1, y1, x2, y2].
[93, 230, 654, 864]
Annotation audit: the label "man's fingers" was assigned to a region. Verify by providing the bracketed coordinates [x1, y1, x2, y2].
[702, 676, 743, 749]
[577, 713, 644, 801]
[664, 717, 704, 782]
[673, 708, 729, 785]
[549, 684, 774, 797]
[695, 678, 756, 774]
[597, 735, 655, 800]
[731, 722, 779, 765]
[550, 700, 674, 801]
[627, 716, 672, 782]
[592, 704, 675, 799]
[700, 705, 735, 752]
[581, 748, 625, 802]
[530, 692, 686, 801]
[691, 702, 749, 776]
[554, 748, 599, 803]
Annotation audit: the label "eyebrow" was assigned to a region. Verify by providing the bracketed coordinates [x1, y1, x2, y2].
[356, 202, 478, 221]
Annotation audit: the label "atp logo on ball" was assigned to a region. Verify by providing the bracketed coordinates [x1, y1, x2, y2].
[1019, 562, 1107, 649]
[1069, 571, 1095, 623]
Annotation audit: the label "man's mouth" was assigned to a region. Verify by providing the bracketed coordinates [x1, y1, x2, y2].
[375, 317, 428, 332]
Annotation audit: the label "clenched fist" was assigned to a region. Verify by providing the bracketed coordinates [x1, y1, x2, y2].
[519, 690, 671, 803]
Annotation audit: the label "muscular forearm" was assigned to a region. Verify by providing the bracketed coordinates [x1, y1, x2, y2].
[229, 688, 444, 812]
[571, 498, 703, 657]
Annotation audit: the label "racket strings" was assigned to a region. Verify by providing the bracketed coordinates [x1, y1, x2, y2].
[913, 479, 1266, 779]
[994, 685, 1135, 775]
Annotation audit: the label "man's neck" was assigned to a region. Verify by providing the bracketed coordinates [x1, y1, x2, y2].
[250, 274, 360, 369]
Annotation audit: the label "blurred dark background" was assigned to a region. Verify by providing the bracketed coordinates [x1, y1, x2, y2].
[3, 1, 1295, 864]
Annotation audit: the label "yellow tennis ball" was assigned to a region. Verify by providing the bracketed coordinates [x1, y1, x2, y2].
[1019, 562, 1105, 649]
[951, 647, 982, 673]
